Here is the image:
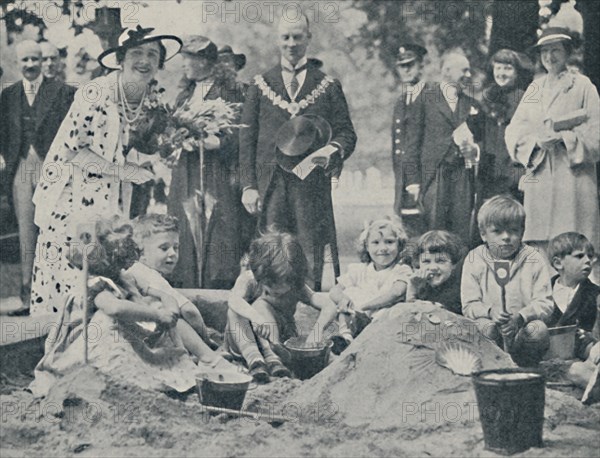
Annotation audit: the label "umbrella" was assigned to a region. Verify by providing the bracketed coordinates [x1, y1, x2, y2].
[468, 163, 480, 246]
[181, 138, 216, 288]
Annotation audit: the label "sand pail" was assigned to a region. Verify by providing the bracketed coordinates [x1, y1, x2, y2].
[284, 337, 332, 380]
[543, 325, 577, 360]
[197, 372, 254, 410]
[473, 368, 545, 455]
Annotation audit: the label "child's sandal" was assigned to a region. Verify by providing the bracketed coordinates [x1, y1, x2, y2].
[331, 335, 352, 355]
[268, 361, 291, 378]
[249, 361, 270, 384]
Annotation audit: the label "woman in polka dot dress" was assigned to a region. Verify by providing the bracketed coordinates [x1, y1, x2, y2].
[30, 27, 182, 316]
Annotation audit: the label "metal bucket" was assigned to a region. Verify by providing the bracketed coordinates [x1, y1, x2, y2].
[543, 325, 577, 360]
[197, 372, 254, 410]
[473, 368, 545, 455]
[284, 337, 332, 380]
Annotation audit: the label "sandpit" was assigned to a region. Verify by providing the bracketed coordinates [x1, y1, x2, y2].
[1, 302, 599, 457]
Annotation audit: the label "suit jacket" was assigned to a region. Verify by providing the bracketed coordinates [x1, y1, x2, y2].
[239, 64, 356, 199]
[0, 77, 76, 186]
[392, 84, 426, 214]
[409, 83, 484, 191]
[548, 276, 599, 330]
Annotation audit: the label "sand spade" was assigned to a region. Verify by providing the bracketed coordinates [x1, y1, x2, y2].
[76, 223, 97, 365]
[492, 261, 513, 352]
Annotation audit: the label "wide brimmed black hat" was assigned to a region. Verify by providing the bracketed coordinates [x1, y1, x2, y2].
[98, 25, 182, 70]
[217, 45, 246, 70]
[396, 42, 427, 65]
[275, 114, 332, 172]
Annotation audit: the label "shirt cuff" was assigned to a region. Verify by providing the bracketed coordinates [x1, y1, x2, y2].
[242, 186, 256, 193]
[330, 141, 344, 159]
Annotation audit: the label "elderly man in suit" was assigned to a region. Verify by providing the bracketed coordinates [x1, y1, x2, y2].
[409, 52, 484, 246]
[40, 41, 61, 80]
[239, 14, 357, 290]
[0, 40, 75, 314]
[391, 41, 427, 218]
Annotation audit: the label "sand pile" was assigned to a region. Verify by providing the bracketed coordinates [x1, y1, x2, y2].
[2, 303, 600, 457]
[288, 301, 516, 431]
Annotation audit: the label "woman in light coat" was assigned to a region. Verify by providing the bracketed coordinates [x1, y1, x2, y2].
[505, 27, 599, 256]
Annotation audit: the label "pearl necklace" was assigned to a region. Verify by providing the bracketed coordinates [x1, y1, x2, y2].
[118, 75, 147, 124]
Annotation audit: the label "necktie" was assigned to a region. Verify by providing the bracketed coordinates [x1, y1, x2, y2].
[25, 83, 35, 106]
[285, 64, 307, 100]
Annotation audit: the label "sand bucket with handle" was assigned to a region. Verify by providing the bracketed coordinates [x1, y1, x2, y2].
[543, 325, 577, 360]
[473, 368, 545, 455]
[284, 336, 332, 380]
[197, 372, 255, 410]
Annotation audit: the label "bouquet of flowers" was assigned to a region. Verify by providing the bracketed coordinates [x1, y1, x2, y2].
[156, 96, 246, 167]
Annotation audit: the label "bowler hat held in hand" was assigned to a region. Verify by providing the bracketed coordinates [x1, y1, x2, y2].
[275, 114, 332, 173]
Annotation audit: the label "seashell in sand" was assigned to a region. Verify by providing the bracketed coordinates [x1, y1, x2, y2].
[427, 313, 441, 324]
[435, 343, 483, 376]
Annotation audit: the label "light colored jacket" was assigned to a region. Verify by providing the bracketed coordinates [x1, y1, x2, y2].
[505, 71, 600, 249]
[461, 244, 553, 323]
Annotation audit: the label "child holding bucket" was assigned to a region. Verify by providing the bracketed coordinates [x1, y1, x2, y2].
[328, 216, 412, 355]
[123, 214, 235, 372]
[406, 230, 465, 315]
[461, 195, 554, 366]
[547, 232, 599, 360]
[225, 229, 338, 383]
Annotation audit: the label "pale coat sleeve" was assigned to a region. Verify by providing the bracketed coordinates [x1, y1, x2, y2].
[63, 85, 123, 169]
[461, 254, 491, 320]
[33, 79, 122, 228]
[560, 77, 600, 166]
[505, 82, 541, 167]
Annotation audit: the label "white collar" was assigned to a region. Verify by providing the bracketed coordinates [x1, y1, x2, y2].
[281, 56, 308, 72]
[23, 74, 43, 92]
[405, 81, 425, 100]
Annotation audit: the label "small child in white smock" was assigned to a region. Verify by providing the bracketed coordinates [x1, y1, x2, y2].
[329, 216, 412, 354]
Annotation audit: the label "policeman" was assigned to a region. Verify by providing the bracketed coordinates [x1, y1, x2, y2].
[391, 41, 427, 217]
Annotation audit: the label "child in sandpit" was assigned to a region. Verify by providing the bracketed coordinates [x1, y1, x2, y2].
[547, 232, 599, 360]
[328, 216, 412, 354]
[225, 230, 338, 383]
[406, 230, 465, 315]
[32, 217, 201, 396]
[461, 195, 554, 367]
[568, 296, 600, 404]
[124, 213, 234, 371]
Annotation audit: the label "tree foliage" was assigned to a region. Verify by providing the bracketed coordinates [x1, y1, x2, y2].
[350, 0, 493, 77]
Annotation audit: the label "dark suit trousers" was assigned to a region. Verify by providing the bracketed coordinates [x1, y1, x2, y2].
[13, 148, 42, 292]
[422, 161, 474, 246]
[262, 167, 334, 289]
